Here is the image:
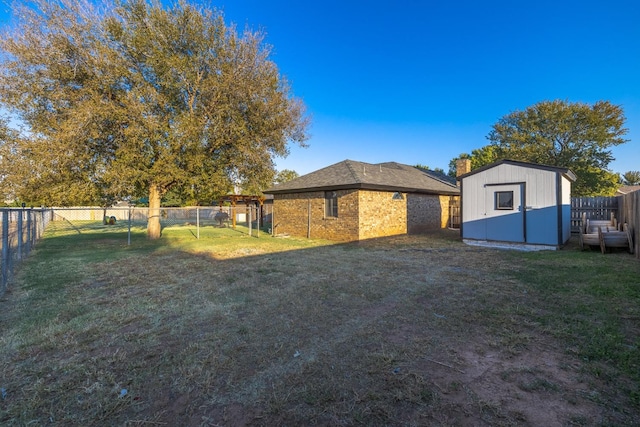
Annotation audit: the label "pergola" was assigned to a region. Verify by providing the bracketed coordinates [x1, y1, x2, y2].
[218, 195, 265, 229]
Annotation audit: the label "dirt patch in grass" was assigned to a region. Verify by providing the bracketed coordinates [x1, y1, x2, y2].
[1, 228, 639, 426]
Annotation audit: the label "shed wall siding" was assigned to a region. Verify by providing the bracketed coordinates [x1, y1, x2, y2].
[561, 177, 572, 243]
[525, 206, 560, 245]
[462, 164, 571, 246]
[461, 172, 487, 227]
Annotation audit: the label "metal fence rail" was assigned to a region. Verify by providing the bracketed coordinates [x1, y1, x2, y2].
[1, 208, 51, 293]
[1, 205, 276, 293]
[49, 205, 274, 240]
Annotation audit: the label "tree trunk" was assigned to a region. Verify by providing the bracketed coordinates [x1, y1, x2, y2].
[147, 184, 162, 239]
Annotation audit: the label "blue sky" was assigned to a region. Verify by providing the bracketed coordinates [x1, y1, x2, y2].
[1, 0, 638, 177]
[216, 0, 640, 176]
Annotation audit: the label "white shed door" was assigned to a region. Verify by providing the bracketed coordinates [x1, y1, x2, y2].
[484, 184, 525, 242]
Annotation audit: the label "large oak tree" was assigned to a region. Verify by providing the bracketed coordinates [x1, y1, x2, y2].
[0, 0, 309, 238]
[450, 100, 628, 196]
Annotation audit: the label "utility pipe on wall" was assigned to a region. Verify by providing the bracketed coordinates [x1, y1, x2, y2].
[307, 199, 311, 239]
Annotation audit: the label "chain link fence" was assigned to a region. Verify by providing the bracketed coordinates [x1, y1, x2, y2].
[49, 205, 273, 234]
[0, 205, 274, 292]
[1, 208, 52, 293]
[49, 205, 274, 242]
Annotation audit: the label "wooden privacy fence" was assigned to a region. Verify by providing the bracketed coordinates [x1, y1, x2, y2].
[571, 195, 638, 258]
[617, 190, 640, 259]
[448, 196, 460, 229]
[570, 197, 618, 233]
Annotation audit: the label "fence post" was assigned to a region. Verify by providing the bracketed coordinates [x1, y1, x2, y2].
[17, 208, 23, 261]
[2, 210, 9, 292]
[40, 209, 46, 239]
[196, 207, 200, 239]
[128, 207, 132, 246]
[27, 208, 33, 251]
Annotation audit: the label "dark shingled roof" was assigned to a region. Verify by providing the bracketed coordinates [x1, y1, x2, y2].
[264, 160, 460, 195]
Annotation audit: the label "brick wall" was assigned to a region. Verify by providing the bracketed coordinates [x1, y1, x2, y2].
[407, 194, 452, 233]
[273, 190, 453, 241]
[358, 190, 407, 239]
[272, 190, 359, 241]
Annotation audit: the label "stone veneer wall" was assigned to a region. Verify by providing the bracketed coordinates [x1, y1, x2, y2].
[406, 194, 452, 233]
[358, 190, 407, 240]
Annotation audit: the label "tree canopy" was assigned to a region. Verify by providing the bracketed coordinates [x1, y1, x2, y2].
[273, 169, 299, 185]
[446, 147, 500, 177]
[450, 100, 628, 196]
[0, 0, 309, 237]
[621, 171, 640, 186]
[415, 163, 446, 175]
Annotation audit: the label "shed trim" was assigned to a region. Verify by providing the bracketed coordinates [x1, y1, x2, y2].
[520, 182, 528, 243]
[485, 181, 528, 242]
[484, 181, 526, 187]
[457, 159, 577, 182]
[459, 179, 464, 237]
[556, 173, 563, 246]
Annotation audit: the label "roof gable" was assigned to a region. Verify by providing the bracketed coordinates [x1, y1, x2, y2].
[457, 159, 577, 182]
[265, 160, 460, 195]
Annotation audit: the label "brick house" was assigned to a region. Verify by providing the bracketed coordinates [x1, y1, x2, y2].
[263, 160, 460, 241]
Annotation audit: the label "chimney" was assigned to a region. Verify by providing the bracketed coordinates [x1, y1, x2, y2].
[456, 159, 471, 177]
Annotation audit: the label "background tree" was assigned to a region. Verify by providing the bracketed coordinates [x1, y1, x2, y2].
[273, 169, 299, 185]
[0, 116, 20, 204]
[485, 100, 628, 196]
[447, 146, 501, 177]
[621, 171, 640, 186]
[415, 164, 446, 174]
[0, 0, 309, 238]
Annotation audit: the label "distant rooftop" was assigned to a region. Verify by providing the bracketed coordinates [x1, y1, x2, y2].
[616, 185, 640, 195]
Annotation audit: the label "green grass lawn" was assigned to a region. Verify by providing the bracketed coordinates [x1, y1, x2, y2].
[0, 223, 638, 426]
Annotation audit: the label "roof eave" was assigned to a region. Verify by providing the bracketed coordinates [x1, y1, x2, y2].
[456, 159, 577, 182]
[265, 182, 459, 195]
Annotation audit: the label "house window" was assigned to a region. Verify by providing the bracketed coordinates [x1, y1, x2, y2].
[325, 191, 338, 217]
[495, 191, 514, 210]
[392, 192, 404, 200]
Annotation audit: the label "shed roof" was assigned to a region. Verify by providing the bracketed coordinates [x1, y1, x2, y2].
[457, 159, 577, 182]
[264, 160, 460, 195]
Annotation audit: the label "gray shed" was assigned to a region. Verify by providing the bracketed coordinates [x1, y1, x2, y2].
[458, 160, 577, 249]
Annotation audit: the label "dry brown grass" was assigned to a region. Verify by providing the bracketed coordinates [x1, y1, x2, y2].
[1, 225, 639, 426]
